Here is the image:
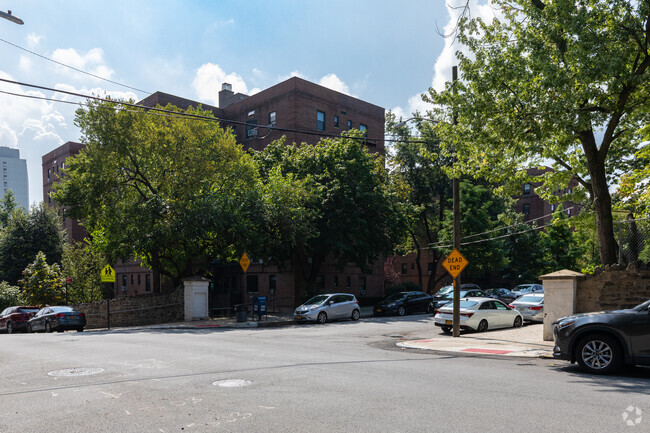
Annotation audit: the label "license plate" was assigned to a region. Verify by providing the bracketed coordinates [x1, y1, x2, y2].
[68, 316, 76, 319]
[445, 320, 452, 325]
[296, 316, 302, 320]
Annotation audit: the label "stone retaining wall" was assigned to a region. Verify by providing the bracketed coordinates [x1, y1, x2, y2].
[576, 262, 650, 313]
[74, 289, 184, 329]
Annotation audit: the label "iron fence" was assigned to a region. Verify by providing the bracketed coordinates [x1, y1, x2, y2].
[616, 216, 650, 265]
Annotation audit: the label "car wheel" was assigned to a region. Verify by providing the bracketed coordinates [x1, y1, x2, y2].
[45, 321, 52, 333]
[6, 321, 13, 334]
[317, 312, 327, 324]
[441, 326, 452, 334]
[351, 309, 360, 321]
[513, 316, 523, 328]
[397, 306, 406, 316]
[576, 334, 622, 374]
[477, 319, 488, 332]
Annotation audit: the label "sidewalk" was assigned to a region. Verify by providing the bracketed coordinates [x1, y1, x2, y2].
[397, 323, 554, 358]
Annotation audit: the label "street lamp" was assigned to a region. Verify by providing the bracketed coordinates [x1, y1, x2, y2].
[0, 10, 24, 25]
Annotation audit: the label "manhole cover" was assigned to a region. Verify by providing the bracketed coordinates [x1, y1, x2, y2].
[47, 368, 105, 377]
[212, 379, 252, 388]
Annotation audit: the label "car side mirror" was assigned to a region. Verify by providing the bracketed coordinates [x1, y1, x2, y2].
[328, 301, 333, 306]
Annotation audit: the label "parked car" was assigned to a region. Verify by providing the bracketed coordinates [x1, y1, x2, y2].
[429, 285, 489, 314]
[0, 306, 40, 333]
[373, 291, 432, 316]
[294, 293, 360, 324]
[485, 288, 518, 305]
[509, 294, 544, 322]
[434, 298, 523, 333]
[553, 299, 650, 374]
[512, 284, 544, 298]
[27, 306, 86, 333]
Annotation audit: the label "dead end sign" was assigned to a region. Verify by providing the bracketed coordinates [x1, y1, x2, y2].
[442, 249, 468, 279]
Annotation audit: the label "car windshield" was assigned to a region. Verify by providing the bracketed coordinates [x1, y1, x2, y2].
[303, 295, 329, 305]
[633, 300, 650, 311]
[517, 295, 543, 303]
[384, 293, 408, 302]
[514, 285, 534, 292]
[442, 300, 479, 309]
[17, 308, 39, 313]
[436, 286, 453, 296]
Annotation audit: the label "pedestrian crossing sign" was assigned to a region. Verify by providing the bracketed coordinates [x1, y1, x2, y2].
[101, 264, 116, 283]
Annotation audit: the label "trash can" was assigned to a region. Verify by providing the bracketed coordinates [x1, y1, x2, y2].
[253, 296, 267, 321]
[235, 304, 248, 322]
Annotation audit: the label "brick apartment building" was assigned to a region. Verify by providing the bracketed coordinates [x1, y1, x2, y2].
[44, 76, 386, 312]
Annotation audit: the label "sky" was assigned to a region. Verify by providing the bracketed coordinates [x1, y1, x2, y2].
[0, 0, 495, 207]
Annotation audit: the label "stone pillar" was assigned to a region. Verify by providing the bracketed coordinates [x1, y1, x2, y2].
[539, 270, 584, 341]
[183, 276, 210, 321]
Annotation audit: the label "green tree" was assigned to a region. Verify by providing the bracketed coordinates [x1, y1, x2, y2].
[0, 203, 65, 286]
[54, 100, 260, 289]
[502, 221, 547, 286]
[0, 281, 23, 311]
[20, 251, 65, 306]
[0, 190, 19, 228]
[61, 240, 107, 303]
[425, 0, 650, 265]
[253, 133, 410, 295]
[616, 141, 650, 217]
[541, 206, 585, 272]
[385, 111, 452, 291]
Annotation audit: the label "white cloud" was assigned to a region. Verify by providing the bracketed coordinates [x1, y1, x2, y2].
[318, 74, 352, 96]
[53, 83, 137, 103]
[51, 47, 115, 81]
[26, 33, 43, 49]
[192, 63, 249, 106]
[19, 55, 32, 72]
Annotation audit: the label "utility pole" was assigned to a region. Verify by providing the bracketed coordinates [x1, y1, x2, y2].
[452, 66, 462, 338]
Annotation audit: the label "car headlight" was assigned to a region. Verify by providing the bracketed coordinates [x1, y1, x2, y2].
[556, 319, 575, 329]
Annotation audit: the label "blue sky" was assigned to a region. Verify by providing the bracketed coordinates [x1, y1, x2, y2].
[0, 0, 493, 206]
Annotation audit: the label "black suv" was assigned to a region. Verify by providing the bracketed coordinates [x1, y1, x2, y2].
[553, 299, 650, 374]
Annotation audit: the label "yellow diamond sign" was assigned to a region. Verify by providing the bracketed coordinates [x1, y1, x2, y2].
[239, 252, 251, 272]
[100, 264, 116, 283]
[442, 248, 468, 279]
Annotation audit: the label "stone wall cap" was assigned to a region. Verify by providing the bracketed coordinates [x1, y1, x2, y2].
[539, 269, 584, 280]
[182, 275, 209, 282]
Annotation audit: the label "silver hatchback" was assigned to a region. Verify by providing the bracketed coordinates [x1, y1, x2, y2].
[294, 293, 361, 324]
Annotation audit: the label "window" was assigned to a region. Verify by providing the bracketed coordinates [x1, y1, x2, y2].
[317, 111, 325, 131]
[334, 115, 339, 128]
[401, 263, 408, 274]
[315, 275, 324, 290]
[551, 204, 556, 212]
[347, 120, 352, 130]
[411, 263, 415, 270]
[333, 276, 339, 289]
[246, 119, 258, 138]
[523, 203, 530, 217]
[428, 262, 433, 274]
[358, 276, 366, 292]
[269, 275, 276, 294]
[122, 275, 127, 287]
[131, 274, 134, 285]
[47, 168, 51, 182]
[137, 274, 141, 285]
[268, 111, 276, 127]
[360, 124, 367, 134]
[523, 183, 531, 195]
[346, 276, 351, 289]
[145, 274, 151, 292]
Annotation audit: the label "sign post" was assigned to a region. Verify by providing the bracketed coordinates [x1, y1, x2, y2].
[442, 248, 469, 337]
[239, 252, 251, 306]
[100, 265, 116, 329]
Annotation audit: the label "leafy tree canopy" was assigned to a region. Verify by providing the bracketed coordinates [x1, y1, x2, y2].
[53, 100, 261, 288]
[20, 251, 64, 306]
[425, 0, 650, 265]
[61, 240, 107, 304]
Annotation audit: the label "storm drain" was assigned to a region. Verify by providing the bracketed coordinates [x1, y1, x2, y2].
[47, 367, 105, 377]
[212, 379, 252, 388]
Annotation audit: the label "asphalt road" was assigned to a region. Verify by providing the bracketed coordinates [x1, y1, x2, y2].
[1, 314, 649, 433]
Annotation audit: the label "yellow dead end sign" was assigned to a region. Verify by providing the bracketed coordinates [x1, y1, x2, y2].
[100, 264, 116, 283]
[442, 248, 468, 279]
[239, 252, 251, 272]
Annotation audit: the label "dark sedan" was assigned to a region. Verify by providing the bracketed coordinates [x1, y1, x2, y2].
[373, 291, 432, 316]
[0, 306, 40, 333]
[28, 306, 86, 333]
[485, 288, 518, 305]
[553, 299, 650, 374]
[429, 285, 489, 314]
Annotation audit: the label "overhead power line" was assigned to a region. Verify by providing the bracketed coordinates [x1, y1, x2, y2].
[0, 77, 427, 144]
[0, 37, 150, 94]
